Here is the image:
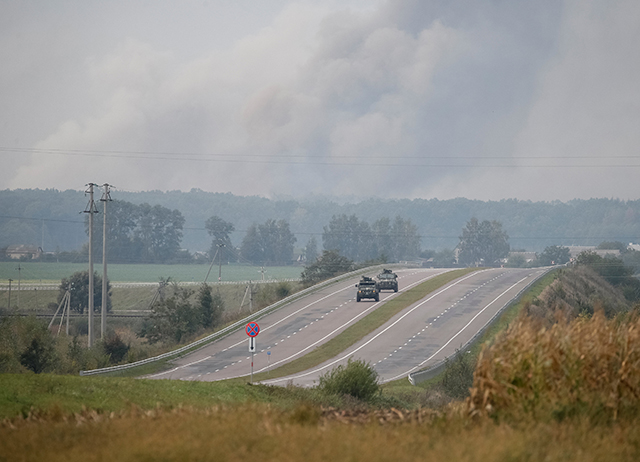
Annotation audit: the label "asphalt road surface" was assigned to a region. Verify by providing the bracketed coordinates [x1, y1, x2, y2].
[148, 267, 548, 386]
[263, 267, 549, 386]
[147, 268, 447, 382]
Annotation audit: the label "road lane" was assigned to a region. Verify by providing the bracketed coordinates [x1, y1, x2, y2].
[261, 267, 549, 387]
[147, 268, 447, 381]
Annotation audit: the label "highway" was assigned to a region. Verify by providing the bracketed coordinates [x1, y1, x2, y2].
[147, 268, 447, 381]
[148, 267, 548, 385]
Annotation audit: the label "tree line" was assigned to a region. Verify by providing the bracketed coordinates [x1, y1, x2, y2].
[3, 189, 640, 257]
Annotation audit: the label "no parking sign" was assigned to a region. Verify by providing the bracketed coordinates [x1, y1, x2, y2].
[245, 322, 260, 337]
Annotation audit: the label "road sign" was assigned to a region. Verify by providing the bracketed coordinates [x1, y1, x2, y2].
[246, 322, 260, 337]
[249, 337, 256, 352]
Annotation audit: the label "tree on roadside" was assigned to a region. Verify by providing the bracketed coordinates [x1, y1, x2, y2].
[301, 250, 354, 286]
[141, 283, 200, 344]
[58, 270, 112, 314]
[537, 245, 571, 266]
[197, 283, 224, 329]
[457, 218, 510, 267]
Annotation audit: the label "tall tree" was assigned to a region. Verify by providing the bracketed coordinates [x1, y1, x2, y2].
[240, 219, 296, 265]
[304, 236, 318, 263]
[135, 204, 185, 263]
[371, 217, 392, 261]
[322, 214, 372, 262]
[205, 215, 236, 263]
[457, 218, 510, 267]
[391, 216, 421, 261]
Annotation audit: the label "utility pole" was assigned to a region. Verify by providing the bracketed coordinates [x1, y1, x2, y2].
[100, 183, 113, 339]
[7, 279, 12, 310]
[15, 263, 21, 308]
[84, 183, 99, 347]
[217, 242, 226, 282]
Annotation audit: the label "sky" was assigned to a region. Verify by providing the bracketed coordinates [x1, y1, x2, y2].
[1, 0, 639, 202]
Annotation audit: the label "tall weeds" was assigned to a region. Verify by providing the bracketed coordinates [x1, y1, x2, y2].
[468, 310, 640, 423]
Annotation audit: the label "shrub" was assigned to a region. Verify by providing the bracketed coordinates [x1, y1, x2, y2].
[468, 312, 640, 423]
[439, 350, 475, 400]
[103, 331, 130, 364]
[318, 358, 380, 402]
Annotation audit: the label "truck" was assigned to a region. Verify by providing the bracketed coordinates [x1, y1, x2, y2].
[376, 268, 398, 292]
[355, 276, 379, 302]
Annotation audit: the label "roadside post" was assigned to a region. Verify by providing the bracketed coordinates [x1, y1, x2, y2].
[267, 350, 271, 377]
[245, 322, 260, 383]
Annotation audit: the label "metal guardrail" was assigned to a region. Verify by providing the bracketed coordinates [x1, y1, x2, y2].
[79, 264, 400, 376]
[407, 267, 556, 385]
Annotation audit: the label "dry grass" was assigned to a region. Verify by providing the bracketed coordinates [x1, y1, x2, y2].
[528, 266, 629, 322]
[468, 309, 640, 423]
[1, 403, 639, 462]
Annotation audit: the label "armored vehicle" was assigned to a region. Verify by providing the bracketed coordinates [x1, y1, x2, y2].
[377, 268, 398, 292]
[355, 276, 379, 302]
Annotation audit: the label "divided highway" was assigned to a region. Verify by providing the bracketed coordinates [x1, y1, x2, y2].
[149, 267, 548, 385]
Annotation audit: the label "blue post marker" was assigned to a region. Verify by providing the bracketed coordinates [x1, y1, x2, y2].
[267, 350, 271, 377]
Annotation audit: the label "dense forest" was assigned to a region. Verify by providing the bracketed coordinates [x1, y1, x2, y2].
[1, 189, 639, 257]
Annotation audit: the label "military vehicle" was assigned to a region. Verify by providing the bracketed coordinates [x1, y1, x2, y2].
[376, 268, 398, 292]
[355, 276, 379, 302]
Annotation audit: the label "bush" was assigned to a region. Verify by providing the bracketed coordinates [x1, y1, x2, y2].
[468, 312, 640, 423]
[103, 331, 130, 364]
[318, 358, 380, 402]
[439, 350, 475, 400]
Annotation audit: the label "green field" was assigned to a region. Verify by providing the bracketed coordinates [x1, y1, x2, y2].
[0, 262, 302, 284]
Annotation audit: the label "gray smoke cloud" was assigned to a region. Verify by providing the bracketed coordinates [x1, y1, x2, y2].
[1, 0, 638, 201]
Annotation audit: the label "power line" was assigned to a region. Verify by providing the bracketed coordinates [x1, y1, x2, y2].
[1, 146, 639, 168]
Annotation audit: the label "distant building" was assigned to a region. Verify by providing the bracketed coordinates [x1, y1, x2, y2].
[5, 244, 42, 260]
[566, 246, 620, 259]
[507, 251, 537, 263]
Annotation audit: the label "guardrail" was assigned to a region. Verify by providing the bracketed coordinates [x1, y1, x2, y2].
[407, 267, 556, 385]
[79, 264, 402, 376]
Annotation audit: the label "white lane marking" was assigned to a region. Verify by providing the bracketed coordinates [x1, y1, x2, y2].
[146, 355, 212, 378]
[261, 270, 486, 384]
[384, 275, 530, 382]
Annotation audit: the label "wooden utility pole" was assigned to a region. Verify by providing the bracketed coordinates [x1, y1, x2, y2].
[217, 242, 226, 282]
[7, 279, 12, 309]
[15, 264, 21, 308]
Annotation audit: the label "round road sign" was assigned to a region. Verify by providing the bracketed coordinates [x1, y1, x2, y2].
[246, 322, 260, 337]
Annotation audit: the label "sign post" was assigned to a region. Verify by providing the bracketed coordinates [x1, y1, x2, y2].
[245, 322, 260, 383]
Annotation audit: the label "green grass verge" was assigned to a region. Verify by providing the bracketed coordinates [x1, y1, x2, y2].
[231, 268, 479, 383]
[0, 373, 326, 419]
